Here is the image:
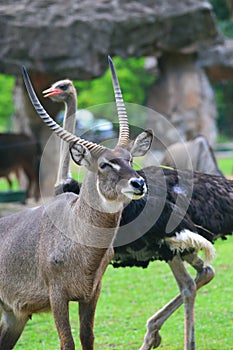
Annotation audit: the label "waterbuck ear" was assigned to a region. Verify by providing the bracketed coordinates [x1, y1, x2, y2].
[129, 129, 153, 157]
[70, 143, 95, 171]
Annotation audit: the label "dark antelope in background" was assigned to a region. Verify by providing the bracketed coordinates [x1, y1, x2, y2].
[0, 132, 40, 201]
[161, 135, 223, 176]
[0, 57, 153, 350]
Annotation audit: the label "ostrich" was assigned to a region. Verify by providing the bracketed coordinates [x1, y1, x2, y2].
[42, 59, 233, 350]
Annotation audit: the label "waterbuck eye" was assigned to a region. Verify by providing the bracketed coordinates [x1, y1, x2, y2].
[99, 162, 111, 170]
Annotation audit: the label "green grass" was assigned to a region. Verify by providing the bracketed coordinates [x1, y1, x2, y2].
[13, 236, 233, 350]
[217, 157, 233, 176]
[0, 177, 19, 191]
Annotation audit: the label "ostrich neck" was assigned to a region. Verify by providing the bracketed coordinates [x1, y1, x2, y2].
[56, 95, 77, 185]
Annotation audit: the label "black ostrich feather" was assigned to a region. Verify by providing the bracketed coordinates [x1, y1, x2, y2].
[59, 165, 233, 268]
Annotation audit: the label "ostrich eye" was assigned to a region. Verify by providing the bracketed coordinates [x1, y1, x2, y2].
[59, 84, 68, 90]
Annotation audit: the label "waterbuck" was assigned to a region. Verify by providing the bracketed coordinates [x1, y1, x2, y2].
[0, 57, 153, 350]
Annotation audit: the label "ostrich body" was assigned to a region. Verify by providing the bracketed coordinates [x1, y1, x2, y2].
[114, 166, 233, 267]
[43, 76, 233, 350]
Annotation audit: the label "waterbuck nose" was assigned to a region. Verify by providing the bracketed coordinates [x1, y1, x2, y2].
[130, 177, 146, 194]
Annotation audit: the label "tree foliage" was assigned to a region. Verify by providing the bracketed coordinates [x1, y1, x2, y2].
[74, 57, 155, 109]
[0, 74, 15, 131]
[210, 0, 230, 21]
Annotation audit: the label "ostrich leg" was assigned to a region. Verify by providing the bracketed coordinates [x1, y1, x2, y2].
[139, 253, 215, 350]
[168, 255, 196, 350]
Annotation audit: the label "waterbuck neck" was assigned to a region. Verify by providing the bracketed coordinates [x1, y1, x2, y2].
[80, 171, 124, 214]
[65, 92, 77, 120]
[69, 171, 124, 249]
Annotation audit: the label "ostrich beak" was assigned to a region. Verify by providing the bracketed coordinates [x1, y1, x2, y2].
[42, 87, 63, 98]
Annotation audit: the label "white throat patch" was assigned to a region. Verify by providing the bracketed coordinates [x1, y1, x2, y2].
[96, 179, 123, 213]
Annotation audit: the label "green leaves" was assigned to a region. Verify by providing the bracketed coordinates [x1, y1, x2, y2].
[74, 57, 155, 108]
[0, 74, 15, 132]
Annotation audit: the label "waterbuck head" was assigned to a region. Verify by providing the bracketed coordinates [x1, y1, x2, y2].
[22, 57, 153, 209]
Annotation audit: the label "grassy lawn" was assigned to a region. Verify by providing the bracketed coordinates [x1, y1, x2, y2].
[0, 177, 19, 191]
[13, 236, 233, 350]
[217, 157, 233, 177]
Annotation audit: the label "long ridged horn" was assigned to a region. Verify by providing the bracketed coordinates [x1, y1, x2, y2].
[108, 56, 130, 147]
[22, 66, 105, 155]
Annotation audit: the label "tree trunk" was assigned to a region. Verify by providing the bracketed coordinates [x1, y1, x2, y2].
[145, 52, 217, 164]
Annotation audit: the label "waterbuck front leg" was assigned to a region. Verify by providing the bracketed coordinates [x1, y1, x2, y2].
[49, 288, 75, 350]
[78, 281, 102, 350]
[139, 253, 215, 350]
[0, 309, 29, 350]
